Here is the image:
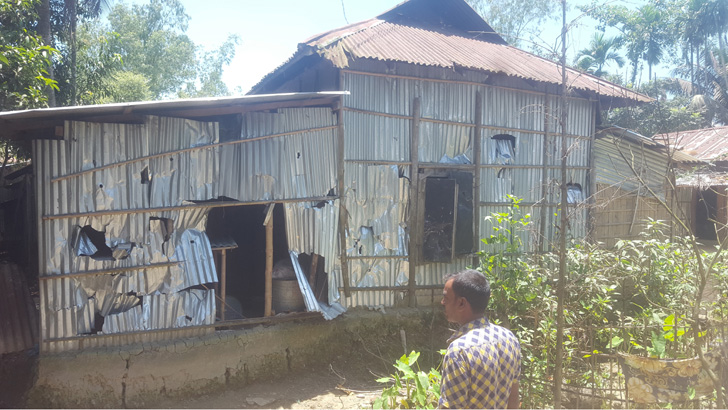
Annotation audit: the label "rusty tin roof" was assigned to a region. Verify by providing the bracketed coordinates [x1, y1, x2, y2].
[251, 0, 649, 105]
[655, 126, 728, 161]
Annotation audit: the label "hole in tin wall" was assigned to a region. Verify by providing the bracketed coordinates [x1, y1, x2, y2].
[75, 226, 114, 261]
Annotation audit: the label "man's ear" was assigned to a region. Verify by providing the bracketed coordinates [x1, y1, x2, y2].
[457, 296, 468, 311]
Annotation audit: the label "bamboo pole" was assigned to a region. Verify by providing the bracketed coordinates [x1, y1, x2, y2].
[408, 97, 421, 307]
[473, 91, 483, 263]
[38, 261, 181, 281]
[220, 249, 227, 321]
[51, 125, 338, 184]
[343, 106, 592, 140]
[336, 102, 351, 298]
[42, 196, 334, 221]
[554, 1, 567, 406]
[264, 203, 274, 317]
[539, 92, 550, 253]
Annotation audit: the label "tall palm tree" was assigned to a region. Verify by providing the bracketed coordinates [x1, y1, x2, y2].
[575, 33, 625, 77]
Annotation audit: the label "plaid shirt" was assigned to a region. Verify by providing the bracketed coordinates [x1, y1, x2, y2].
[439, 317, 521, 409]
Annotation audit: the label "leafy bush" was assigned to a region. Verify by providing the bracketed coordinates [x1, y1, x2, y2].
[372, 351, 441, 409]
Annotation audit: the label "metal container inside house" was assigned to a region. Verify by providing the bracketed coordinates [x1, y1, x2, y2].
[272, 278, 305, 313]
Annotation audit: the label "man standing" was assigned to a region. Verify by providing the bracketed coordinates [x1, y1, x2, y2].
[439, 269, 521, 409]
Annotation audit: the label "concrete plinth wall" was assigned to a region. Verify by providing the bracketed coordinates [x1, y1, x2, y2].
[27, 307, 445, 408]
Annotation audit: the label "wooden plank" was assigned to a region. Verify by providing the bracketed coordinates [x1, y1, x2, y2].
[264, 203, 274, 317]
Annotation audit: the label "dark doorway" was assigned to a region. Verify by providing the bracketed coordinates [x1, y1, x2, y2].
[696, 189, 718, 240]
[206, 204, 289, 318]
[422, 170, 474, 262]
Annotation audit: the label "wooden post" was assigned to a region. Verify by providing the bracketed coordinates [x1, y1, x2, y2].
[264, 203, 275, 317]
[336, 100, 352, 298]
[473, 91, 482, 266]
[408, 97, 421, 307]
[220, 249, 227, 321]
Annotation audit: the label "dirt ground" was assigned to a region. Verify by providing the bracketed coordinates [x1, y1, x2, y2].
[159, 359, 387, 409]
[154, 322, 452, 410]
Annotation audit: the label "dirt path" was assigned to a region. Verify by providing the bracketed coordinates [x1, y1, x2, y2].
[160, 361, 384, 409]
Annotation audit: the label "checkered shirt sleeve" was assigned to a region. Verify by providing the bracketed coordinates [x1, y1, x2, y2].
[439, 319, 521, 409]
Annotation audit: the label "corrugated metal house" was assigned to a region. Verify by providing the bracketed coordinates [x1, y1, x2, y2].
[593, 127, 701, 246]
[0, 93, 349, 353]
[0, 0, 654, 356]
[656, 126, 728, 241]
[250, 0, 649, 296]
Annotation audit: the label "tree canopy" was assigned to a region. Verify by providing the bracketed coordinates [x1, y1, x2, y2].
[0, 0, 57, 110]
[465, 0, 560, 51]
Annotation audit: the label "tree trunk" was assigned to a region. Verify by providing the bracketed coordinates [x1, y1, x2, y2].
[553, 0, 567, 407]
[70, 0, 78, 106]
[37, 0, 56, 107]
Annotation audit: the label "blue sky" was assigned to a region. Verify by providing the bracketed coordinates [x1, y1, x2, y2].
[174, 0, 653, 94]
[179, 0, 404, 93]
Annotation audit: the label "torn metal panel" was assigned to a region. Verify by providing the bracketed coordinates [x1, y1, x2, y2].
[283, 200, 340, 275]
[102, 289, 215, 334]
[344, 164, 406, 255]
[172, 229, 218, 292]
[43, 215, 148, 276]
[41, 226, 217, 339]
[419, 122, 473, 164]
[76, 275, 143, 316]
[283, 201, 342, 306]
[289, 251, 344, 320]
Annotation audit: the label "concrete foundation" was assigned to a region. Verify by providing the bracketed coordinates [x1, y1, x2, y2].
[26, 307, 446, 408]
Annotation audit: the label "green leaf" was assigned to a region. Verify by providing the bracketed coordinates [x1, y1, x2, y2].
[607, 335, 623, 349]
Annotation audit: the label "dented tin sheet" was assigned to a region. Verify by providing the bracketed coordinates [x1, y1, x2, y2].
[289, 251, 345, 320]
[283, 201, 342, 306]
[344, 164, 407, 256]
[102, 289, 215, 334]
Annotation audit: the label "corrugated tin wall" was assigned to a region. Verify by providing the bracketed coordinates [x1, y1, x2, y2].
[33, 107, 342, 352]
[592, 136, 686, 245]
[341, 68, 595, 307]
[594, 135, 669, 198]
